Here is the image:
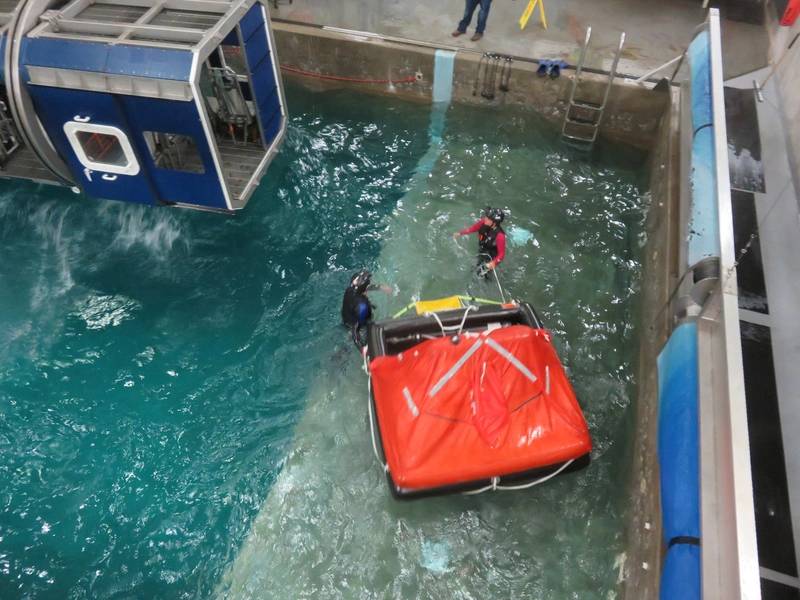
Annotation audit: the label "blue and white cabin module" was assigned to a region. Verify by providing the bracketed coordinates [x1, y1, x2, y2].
[0, 0, 287, 211]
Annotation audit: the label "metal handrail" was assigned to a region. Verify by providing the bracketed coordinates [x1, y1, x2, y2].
[599, 31, 625, 110]
[565, 26, 591, 108]
[562, 27, 624, 146]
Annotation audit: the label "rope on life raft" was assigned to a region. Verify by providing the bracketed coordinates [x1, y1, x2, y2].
[427, 305, 477, 338]
[462, 459, 575, 495]
[364, 347, 389, 473]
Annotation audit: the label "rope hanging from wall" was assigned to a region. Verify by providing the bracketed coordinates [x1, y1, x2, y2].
[280, 65, 418, 85]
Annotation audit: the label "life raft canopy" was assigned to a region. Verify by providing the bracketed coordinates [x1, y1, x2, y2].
[365, 298, 592, 499]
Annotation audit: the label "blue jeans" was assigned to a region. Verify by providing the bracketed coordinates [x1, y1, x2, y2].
[457, 0, 492, 34]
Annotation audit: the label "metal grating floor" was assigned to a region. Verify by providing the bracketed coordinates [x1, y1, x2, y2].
[148, 9, 220, 29]
[1, 146, 65, 186]
[216, 140, 265, 201]
[29, 0, 248, 48]
[79, 3, 149, 23]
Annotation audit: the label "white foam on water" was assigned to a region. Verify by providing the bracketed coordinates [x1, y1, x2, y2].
[73, 294, 141, 330]
[29, 203, 79, 304]
[420, 540, 452, 574]
[103, 203, 188, 258]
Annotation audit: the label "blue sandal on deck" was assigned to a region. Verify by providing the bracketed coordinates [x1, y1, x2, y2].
[536, 59, 552, 77]
[549, 60, 568, 79]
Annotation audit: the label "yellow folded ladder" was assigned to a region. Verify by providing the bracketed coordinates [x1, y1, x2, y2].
[519, 0, 547, 30]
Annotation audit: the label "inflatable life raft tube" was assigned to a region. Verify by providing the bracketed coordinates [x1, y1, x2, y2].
[365, 300, 592, 500]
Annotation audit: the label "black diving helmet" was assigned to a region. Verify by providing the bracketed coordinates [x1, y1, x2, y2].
[350, 269, 372, 294]
[484, 207, 505, 224]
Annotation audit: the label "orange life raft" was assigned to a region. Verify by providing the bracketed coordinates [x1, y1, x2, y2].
[366, 300, 591, 499]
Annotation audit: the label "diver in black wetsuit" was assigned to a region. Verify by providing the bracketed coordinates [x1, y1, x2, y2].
[341, 269, 392, 348]
[453, 207, 507, 277]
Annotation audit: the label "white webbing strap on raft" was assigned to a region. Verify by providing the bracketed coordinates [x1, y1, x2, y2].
[426, 305, 477, 338]
[545, 365, 550, 395]
[428, 338, 483, 397]
[462, 459, 575, 495]
[363, 347, 389, 473]
[484, 337, 538, 384]
[402, 386, 420, 418]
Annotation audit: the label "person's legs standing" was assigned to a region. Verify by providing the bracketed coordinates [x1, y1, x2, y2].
[455, 0, 480, 34]
[475, 0, 492, 34]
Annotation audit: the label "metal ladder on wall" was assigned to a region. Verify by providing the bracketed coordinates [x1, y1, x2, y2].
[561, 28, 626, 147]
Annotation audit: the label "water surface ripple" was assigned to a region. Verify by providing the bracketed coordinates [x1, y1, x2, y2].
[219, 101, 648, 599]
[0, 86, 647, 599]
[0, 87, 428, 599]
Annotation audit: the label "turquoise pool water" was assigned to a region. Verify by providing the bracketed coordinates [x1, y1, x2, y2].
[0, 83, 647, 599]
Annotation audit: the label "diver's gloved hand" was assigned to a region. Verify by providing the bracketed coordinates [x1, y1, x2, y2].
[379, 284, 393, 295]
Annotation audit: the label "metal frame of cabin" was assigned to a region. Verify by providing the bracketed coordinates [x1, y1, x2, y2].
[29, 0, 253, 53]
[1, 0, 287, 209]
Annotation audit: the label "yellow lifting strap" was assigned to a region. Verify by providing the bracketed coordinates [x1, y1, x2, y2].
[519, 0, 547, 30]
[415, 296, 464, 315]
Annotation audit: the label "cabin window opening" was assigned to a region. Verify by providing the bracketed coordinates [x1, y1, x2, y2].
[197, 28, 273, 204]
[200, 35, 263, 147]
[63, 122, 140, 176]
[143, 132, 205, 174]
[76, 131, 125, 166]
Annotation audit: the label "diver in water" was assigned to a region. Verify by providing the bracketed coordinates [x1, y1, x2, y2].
[341, 269, 392, 348]
[453, 207, 506, 277]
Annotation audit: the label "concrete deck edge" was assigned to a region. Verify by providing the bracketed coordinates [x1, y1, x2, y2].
[271, 20, 671, 150]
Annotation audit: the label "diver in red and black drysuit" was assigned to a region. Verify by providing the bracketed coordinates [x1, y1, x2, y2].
[341, 269, 391, 347]
[453, 207, 506, 275]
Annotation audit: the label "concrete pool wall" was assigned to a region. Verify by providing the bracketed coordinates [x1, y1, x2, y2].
[272, 20, 671, 150]
[620, 84, 682, 599]
[269, 19, 681, 598]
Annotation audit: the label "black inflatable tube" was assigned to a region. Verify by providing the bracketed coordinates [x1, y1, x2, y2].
[387, 453, 591, 500]
[367, 302, 543, 360]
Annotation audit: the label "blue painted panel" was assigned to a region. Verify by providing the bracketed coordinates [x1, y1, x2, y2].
[689, 127, 717, 265]
[106, 45, 192, 81]
[240, 5, 283, 147]
[244, 22, 269, 70]
[657, 322, 700, 543]
[26, 85, 158, 205]
[222, 28, 238, 46]
[687, 30, 720, 267]
[118, 95, 228, 209]
[249, 59, 277, 104]
[660, 544, 701, 600]
[239, 3, 264, 42]
[0, 35, 6, 84]
[689, 32, 712, 134]
[21, 37, 192, 81]
[263, 108, 281, 144]
[248, 56, 280, 143]
[22, 38, 108, 73]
